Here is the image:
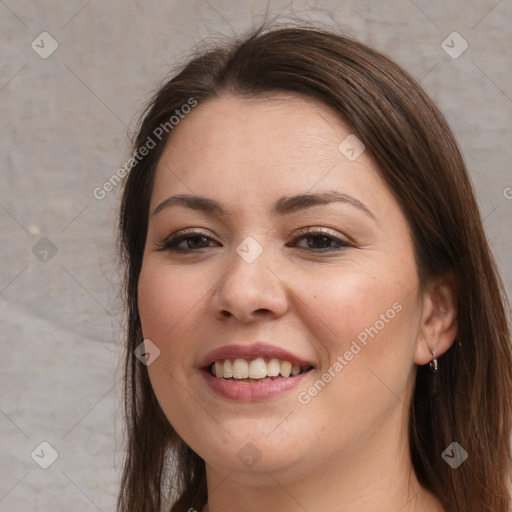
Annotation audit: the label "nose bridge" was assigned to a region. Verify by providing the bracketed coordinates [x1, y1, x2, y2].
[211, 236, 288, 321]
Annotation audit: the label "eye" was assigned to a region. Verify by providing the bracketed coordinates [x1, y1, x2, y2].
[287, 228, 351, 252]
[157, 231, 221, 253]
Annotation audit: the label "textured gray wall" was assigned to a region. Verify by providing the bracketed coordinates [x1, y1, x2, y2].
[1, 1, 511, 510]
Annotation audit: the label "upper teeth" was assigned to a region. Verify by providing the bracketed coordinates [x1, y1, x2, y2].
[212, 358, 305, 379]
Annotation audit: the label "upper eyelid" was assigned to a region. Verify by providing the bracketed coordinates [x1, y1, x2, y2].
[290, 226, 353, 245]
[292, 226, 343, 236]
[166, 227, 216, 239]
[165, 226, 344, 239]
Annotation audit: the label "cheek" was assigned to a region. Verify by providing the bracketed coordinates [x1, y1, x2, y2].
[293, 264, 414, 357]
[137, 260, 217, 442]
[288, 259, 420, 411]
[137, 259, 210, 345]
[136, 258, 216, 422]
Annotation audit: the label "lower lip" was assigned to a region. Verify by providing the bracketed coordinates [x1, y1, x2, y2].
[201, 369, 311, 401]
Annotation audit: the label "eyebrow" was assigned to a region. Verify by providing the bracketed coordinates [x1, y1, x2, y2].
[152, 191, 376, 220]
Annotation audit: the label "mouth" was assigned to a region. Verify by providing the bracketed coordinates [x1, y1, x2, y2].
[199, 343, 316, 401]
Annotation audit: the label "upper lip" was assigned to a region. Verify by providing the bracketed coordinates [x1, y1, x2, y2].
[198, 342, 315, 369]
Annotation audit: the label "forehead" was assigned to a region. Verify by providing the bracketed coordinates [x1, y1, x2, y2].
[151, 93, 386, 212]
[160, 93, 350, 165]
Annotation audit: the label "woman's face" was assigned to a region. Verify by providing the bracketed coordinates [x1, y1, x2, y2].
[138, 94, 428, 481]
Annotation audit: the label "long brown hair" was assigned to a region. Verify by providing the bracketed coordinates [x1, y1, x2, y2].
[117, 24, 512, 512]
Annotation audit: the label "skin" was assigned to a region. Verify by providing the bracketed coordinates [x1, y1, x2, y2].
[137, 94, 458, 511]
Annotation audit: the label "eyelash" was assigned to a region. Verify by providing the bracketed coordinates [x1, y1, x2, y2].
[287, 228, 352, 251]
[157, 227, 352, 254]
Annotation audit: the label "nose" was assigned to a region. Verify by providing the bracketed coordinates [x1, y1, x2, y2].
[209, 245, 289, 323]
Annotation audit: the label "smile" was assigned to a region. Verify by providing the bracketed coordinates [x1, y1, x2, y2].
[199, 342, 316, 401]
[210, 357, 313, 381]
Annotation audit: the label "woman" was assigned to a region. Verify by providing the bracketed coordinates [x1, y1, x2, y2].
[117, 25, 512, 512]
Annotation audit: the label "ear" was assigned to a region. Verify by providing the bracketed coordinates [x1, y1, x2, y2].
[414, 272, 458, 366]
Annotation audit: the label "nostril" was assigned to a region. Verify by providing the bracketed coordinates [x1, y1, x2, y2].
[219, 308, 270, 319]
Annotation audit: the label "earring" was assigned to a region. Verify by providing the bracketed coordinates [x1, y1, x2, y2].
[429, 349, 440, 423]
[429, 350, 438, 373]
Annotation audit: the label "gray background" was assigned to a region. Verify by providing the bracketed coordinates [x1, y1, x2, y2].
[1, 1, 511, 510]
